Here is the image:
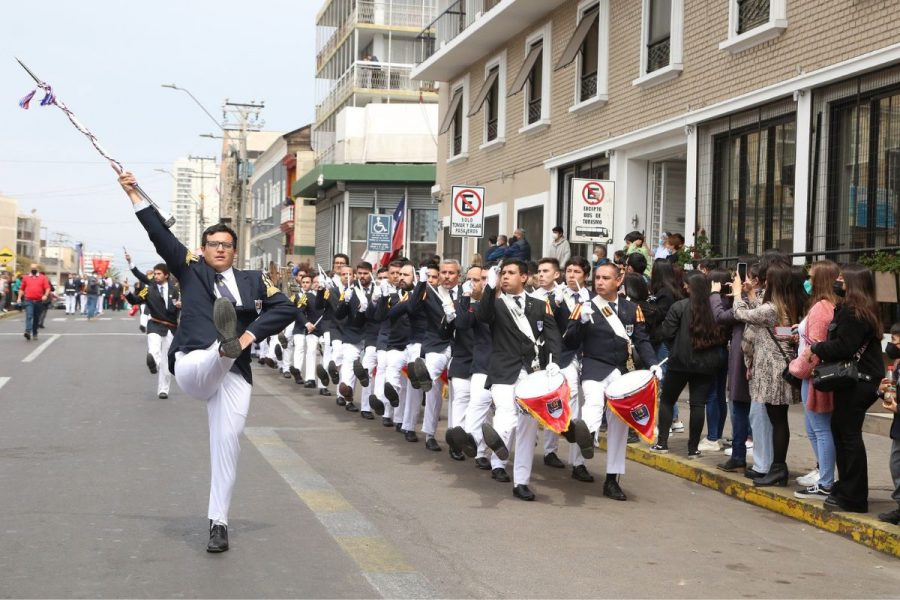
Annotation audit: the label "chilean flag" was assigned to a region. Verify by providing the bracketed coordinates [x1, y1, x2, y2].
[361, 196, 405, 266]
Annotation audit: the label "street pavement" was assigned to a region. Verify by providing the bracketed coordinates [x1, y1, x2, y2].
[0, 310, 898, 598]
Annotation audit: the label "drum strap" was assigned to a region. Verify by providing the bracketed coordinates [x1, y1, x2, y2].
[592, 295, 635, 370]
[501, 293, 542, 371]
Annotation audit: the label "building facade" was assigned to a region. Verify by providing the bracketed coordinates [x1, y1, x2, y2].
[0, 196, 17, 272]
[412, 0, 900, 267]
[314, 0, 440, 162]
[16, 210, 41, 263]
[170, 157, 220, 251]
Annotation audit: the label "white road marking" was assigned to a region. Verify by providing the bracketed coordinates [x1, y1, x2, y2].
[0, 377, 9, 391]
[22, 334, 61, 363]
[52, 318, 67, 322]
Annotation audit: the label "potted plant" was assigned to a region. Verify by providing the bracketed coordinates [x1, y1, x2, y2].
[859, 250, 900, 303]
[674, 228, 717, 268]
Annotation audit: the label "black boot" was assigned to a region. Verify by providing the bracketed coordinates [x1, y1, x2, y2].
[753, 462, 788, 487]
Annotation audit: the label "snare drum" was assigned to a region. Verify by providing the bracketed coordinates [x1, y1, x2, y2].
[604, 369, 658, 443]
[515, 370, 571, 434]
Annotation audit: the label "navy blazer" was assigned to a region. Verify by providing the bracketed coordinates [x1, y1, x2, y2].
[135, 206, 294, 384]
[408, 281, 454, 354]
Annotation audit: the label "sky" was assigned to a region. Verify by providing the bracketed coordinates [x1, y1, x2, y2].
[1, 0, 318, 276]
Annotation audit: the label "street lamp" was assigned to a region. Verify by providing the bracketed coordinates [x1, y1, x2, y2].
[160, 83, 222, 131]
[154, 168, 208, 246]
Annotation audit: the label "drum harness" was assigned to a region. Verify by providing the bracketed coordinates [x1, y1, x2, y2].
[590, 295, 636, 372]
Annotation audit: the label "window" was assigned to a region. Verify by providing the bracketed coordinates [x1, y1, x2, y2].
[634, 0, 683, 87]
[556, 157, 610, 257]
[468, 53, 506, 148]
[646, 0, 671, 73]
[825, 88, 900, 254]
[485, 66, 500, 142]
[408, 207, 439, 265]
[517, 206, 544, 260]
[557, 1, 609, 110]
[442, 226, 462, 262]
[439, 78, 468, 159]
[481, 215, 500, 260]
[710, 115, 796, 257]
[526, 43, 543, 125]
[720, 0, 786, 53]
[509, 24, 551, 131]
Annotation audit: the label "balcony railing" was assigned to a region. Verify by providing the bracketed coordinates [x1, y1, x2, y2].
[315, 61, 437, 123]
[580, 71, 598, 101]
[414, 0, 504, 65]
[527, 97, 542, 124]
[317, 0, 438, 72]
[738, 0, 770, 34]
[647, 37, 670, 73]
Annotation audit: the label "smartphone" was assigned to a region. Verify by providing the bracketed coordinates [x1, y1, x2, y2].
[737, 262, 748, 281]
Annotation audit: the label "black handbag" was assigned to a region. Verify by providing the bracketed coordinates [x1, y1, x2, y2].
[766, 328, 802, 389]
[811, 342, 869, 392]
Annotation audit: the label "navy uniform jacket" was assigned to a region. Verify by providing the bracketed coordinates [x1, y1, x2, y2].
[385, 290, 412, 351]
[447, 293, 473, 379]
[408, 281, 454, 354]
[406, 285, 430, 347]
[134, 280, 181, 336]
[475, 285, 562, 386]
[369, 295, 391, 351]
[297, 290, 324, 335]
[334, 287, 367, 346]
[135, 205, 294, 384]
[358, 285, 381, 348]
[455, 296, 492, 375]
[563, 294, 657, 382]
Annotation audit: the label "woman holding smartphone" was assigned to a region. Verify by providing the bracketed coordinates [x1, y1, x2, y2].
[809, 264, 884, 513]
[733, 264, 803, 486]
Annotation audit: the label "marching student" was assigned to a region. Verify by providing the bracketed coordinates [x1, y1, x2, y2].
[383, 263, 416, 432]
[118, 171, 295, 553]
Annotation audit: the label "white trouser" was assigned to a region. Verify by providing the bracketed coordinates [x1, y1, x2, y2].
[64, 294, 76, 314]
[259, 338, 269, 361]
[401, 343, 423, 431]
[303, 334, 319, 383]
[465, 372, 493, 459]
[542, 359, 584, 467]
[359, 346, 377, 412]
[489, 371, 527, 470]
[140, 307, 149, 330]
[339, 341, 364, 399]
[293, 333, 306, 371]
[321, 332, 332, 374]
[492, 370, 538, 483]
[421, 347, 451, 436]
[80, 293, 87, 314]
[449, 376, 471, 430]
[374, 350, 390, 419]
[174, 343, 251, 526]
[331, 338, 344, 368]
[148, 330, 173, 394]
[385, 349, 409, 425]
[583, 371, 627, 475]
[280, 323, 294, 373]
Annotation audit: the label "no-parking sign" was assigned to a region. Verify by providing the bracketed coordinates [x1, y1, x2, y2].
[450, 185, 485, 237]
[570, 179, 614, 243]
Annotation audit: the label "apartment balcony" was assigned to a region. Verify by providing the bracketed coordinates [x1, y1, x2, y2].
[317, 0, 438, 74]
[411, 0, 567, 82]
[315, 61, 438, 124]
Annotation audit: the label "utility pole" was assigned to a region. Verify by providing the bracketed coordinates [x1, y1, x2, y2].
[187, 155, 217, 242]
[50, 231, 70, 287]
[222, 100, 264, 269]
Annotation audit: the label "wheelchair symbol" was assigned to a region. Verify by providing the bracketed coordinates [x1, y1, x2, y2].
[372, 219, 387, 234]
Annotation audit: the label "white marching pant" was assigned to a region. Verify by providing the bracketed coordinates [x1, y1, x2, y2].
[385, 349, 409, 425]
[374, 350, 391, 419]
[174, 344, 251, 526]
[80, 293, 88, 314]
[449, 376, 471, 430]
[401, 343, 423, 432]
[292, 333, 306, 371]
[64, 294, 76, 314]
[359, 346, 377, 413]
[321, 332, 333, 373]
[582, 372, 627, 475]
[421, 347, 451, 437]
[488, 372, 526, 470]
[303, 334, 319, 383]
[331, 339, 344, 367]
[465, 372, 493, 459]
[280, 323, 294, 373]
[339, 341, 364, 398]
[147, 330, 173, 394]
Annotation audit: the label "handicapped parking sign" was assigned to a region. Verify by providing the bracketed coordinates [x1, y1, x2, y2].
[367, 214, 392, 252]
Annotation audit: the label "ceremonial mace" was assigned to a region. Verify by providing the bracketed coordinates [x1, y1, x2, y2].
[15, 57, 176, 228]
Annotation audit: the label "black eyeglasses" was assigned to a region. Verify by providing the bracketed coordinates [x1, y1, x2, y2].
[205, 241, 234, 250]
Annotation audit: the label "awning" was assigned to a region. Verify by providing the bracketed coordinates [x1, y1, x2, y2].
[555, 7, 598, 70]
[438, 88, 464, 135]
[508, 41, 543, 97]
[467, 68, 499, 117]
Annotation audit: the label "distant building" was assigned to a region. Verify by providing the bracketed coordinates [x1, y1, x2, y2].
[0, 195, 17, 272]
[170, 157, 220, 250]
[16, 210, 40, 263]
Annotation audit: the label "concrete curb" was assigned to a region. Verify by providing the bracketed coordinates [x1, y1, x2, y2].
[598, 437, 900, 558]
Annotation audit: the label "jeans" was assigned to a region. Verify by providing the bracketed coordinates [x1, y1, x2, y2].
[655, 343, 679, 421]
[85, 294, 99, 319]
[749, 402, 773, 473]
[830, 380, 878, 510]
[706, 350, 729, 440]
[801, 380, 835, 488]
[23, 299, 42, 335]
[657, 370, 713, 453]
[729, 401, 752, 462]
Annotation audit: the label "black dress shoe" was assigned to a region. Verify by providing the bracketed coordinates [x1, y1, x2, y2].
[491, 468, 511, 482]
[404, 430, 419, 443]
[23, 331, 31, 340]
[353, 359, 370, 387]
[603, 479, 627, 501]
[571, 465, 594, 482]
[543, 452, 565, 469]
[823, 495, 867, 514]
[369, 395, 385, 416]
[158, 392, 169, 399]
[345, 400, 359, 412]
[445, 426, 474, 456]
[449, 449, 466, 461]
[319, 388, 332, 396]
[146, 352, 158, 374]
[395, 423, 403, 433]
[384, 383, 400, 407]
[425, 437, 441, 452]
[316, 365, 330, 387]
[716, 458, 747, 472]
[274, 344, 283, 361]
[339, 383, 354, 399]
[481, 423, 509, 461]
[513, 484, 535, 501]
[411, 359, 432, 392]
[327, 361, 340, 385]
[304, 380, 316, 389]
[744, 467, 766, 479]
[278, 332, 288, 347]
[289, 367, 303, 384]
[207, 523, 229, 553]
[877, 506, 900, 524]
[474, 457, 491, 470]
[283, 371, 292, 378]
[360, 410, 374, 420]
[139, 325, 146, 333]
[569, 419, 595, 459]
[627, 430, 639, 444]
[336, 396, 347, 406]
[382, 417, 394, 428]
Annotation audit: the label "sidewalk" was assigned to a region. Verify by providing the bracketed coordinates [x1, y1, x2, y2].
[600, 398, 900, 558]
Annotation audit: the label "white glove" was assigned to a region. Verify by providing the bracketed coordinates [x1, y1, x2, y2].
[419, 265, 429, 284]
[578, 287, 590, 303]
[442, 302, 456, 322]
[332, 274, 343, 290]
[343, 286, 355, 302]
[650, 364, 663, 380]
[546, 362, 561, 378]
[462, 280, 473, 297]
[357, 293, 369, 312]
[486, 266, 499, 289]
[323, 277, 335, 290]
[553, 284, 565, 305]
[371, 284, 382, 302]
[579, 302, 594, 323]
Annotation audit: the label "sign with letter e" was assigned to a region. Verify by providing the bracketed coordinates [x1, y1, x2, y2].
[450, 185, 485, 238]
[570, 179, 615, 244]
[366, 214, 392, 252]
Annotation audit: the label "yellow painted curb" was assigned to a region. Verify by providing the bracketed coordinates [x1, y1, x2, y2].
[597, 437, 900, 558]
